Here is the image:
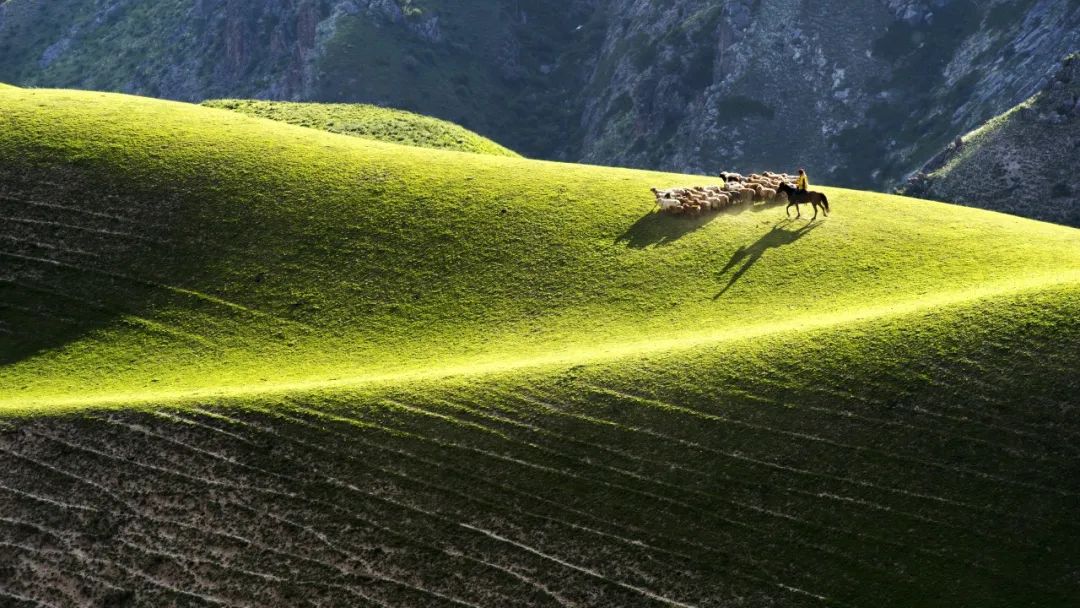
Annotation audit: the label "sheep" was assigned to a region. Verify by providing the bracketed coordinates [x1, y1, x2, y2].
[652, 188, 680, 208]
[654, 170, 798, 214]
[657, 196, 680, 211]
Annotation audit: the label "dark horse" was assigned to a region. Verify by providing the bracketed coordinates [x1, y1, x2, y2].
[777, 182, 830, 220]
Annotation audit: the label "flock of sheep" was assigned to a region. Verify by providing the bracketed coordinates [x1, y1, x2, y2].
[651, 171, 799, 215]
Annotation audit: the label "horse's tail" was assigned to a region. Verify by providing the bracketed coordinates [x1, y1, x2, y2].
[820, 193, 830, 212]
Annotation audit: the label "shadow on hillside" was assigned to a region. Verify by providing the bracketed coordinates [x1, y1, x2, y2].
[714, 218, 821, 298]
[616, 199, 787, 249]
[616, 210, 718, 249]
[0, 171, 200, 369]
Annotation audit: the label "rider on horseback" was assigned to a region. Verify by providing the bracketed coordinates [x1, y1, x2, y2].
[795, 168, 809, 193]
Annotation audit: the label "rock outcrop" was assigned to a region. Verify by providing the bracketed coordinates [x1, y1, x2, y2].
[900, 52, 1080, 226]
[572, 0, 1080, 188]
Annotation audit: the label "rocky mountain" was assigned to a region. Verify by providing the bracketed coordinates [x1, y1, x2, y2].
[900, 53, 1080, 226]
[576, 0, 1080, 188]
[1, 0, 1078, 190]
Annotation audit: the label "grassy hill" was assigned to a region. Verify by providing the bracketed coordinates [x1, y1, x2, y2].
[202, 99, 520, 157]
[2, 87, 1080, 606]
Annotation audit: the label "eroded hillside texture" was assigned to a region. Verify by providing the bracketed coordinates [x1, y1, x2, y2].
[1, 0, 1078, 188]
[901, 52, 1080, 226]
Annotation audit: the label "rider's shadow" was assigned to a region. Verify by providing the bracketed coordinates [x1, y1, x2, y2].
[714, 219, 821, 298]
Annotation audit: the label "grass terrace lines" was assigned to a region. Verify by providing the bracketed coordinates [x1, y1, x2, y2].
[0, 86, 1079, 606]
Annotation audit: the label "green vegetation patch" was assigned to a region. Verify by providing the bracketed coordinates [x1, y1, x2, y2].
[1, 85, 1080, 608]
[1, 88, 1079, 412]
[202, 99, 519, 157]
[2, 278, 1078, 605]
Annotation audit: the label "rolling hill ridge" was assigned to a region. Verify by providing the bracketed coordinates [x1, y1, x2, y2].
[202, 99, 519, 157]
[1, 88, 1079, 607]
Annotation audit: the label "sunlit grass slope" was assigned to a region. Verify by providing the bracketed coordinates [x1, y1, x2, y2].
[2, 87, 1080, 411]
[202, 98, 519, 157]
[2, 88, 1080, 607]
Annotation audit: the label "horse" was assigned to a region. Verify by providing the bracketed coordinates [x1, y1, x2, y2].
[776, 182, 829, 220]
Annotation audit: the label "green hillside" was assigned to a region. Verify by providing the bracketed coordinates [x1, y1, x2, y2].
[2, 87, 1080, 606]
[202, 99, 520, 157]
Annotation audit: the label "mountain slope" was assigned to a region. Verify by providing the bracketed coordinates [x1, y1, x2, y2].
[202, 99, 519, 157]
[901, 53, 1080, 226]
[3, 87, 1079, 410]
[574, 0, 1080, 188]
[4, 287, 1079, 607]
[1, 0, 1078, 188]
[1, 88, 1080, 607]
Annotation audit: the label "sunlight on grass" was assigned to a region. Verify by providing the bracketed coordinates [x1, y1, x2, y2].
[1, 87, 1079, 413]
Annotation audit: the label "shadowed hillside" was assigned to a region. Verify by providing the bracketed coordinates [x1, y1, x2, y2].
[1, 87, 1079, 607]
[901, 53, 1080, 227]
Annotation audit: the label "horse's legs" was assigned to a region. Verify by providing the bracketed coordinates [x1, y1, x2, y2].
[786, 203, 792, 217]
[811, 204, 817, 220]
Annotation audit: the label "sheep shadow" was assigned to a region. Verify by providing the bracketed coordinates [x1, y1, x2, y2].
[616, 209, 719, 249]
[616, 198, 789, 249]
[714, 218, 822, 298]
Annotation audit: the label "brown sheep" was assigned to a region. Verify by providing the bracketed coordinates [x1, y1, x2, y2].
[738, 188, 755, 204]
[713, 193, 731, 209]
[759, 187, 777, 202]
